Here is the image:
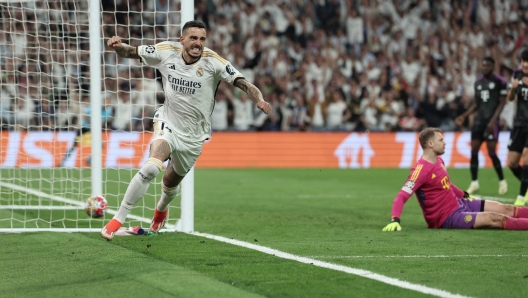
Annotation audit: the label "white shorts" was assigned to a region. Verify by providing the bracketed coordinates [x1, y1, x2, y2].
[152, 119, 204, 176]
[152, 106, 165, 137]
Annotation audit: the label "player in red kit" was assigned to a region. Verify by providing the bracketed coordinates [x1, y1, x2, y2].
[383, 127, 528, 231]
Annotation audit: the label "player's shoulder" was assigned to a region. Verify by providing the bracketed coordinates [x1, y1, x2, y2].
[202, 47, 229, 65]
[155, 41, 182, 53]
[409, 159, 427, 178]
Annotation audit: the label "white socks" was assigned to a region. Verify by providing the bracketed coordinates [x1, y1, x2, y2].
[113, 160, 161, 223]
[157, 183, 180, 212]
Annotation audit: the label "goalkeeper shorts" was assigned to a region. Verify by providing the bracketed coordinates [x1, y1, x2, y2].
[441, 197, 485, 229]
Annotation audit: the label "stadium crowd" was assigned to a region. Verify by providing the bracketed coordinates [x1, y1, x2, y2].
[1, 0, 528, 132]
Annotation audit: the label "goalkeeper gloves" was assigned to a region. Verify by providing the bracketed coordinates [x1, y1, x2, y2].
[382, 217, 401, 232]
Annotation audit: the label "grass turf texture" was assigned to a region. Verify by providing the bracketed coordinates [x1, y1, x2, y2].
[1, 168, 527, 297]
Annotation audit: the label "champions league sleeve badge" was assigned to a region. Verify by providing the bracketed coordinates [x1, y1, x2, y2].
[402, 180, 415, 194]
[145, 45, 155, 54]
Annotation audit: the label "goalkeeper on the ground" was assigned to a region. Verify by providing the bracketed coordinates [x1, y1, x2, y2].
[383, 127, 528, 231]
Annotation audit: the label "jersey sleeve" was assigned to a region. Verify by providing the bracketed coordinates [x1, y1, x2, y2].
[391, 164, 428, 218]
[137, 42, 172, 67]
[401, 163, 427, 195]
[208, 51, 245, 85]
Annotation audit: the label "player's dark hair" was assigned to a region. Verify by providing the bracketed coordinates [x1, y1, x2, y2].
[419, 127, 442, 149]
[483, 57, 495, 65]
[521, 50, 528, 62]
[182, 20, 206, 33]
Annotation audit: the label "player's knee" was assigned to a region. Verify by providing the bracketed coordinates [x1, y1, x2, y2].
[139, 158, 163, 180]
[489, 213, 506, 226]
[507, 159, 519, 168]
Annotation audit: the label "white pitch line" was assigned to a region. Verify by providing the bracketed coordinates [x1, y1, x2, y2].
[307, 254, 528, 259]
[192, 232, 470, 298]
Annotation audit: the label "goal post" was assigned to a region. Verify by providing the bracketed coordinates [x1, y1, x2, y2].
[178, 0, 195, 234]
[0, 0, 194, 233]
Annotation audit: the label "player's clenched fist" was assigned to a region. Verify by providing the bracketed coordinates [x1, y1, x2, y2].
[257, 100, 272, 114]
[107, 36, 123, 49]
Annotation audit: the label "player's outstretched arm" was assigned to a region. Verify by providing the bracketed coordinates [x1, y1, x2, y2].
[107, 36, 139, 59]
[234, 79, 271, 114]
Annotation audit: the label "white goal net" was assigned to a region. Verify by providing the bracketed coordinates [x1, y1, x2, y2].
[0, 0, 193, 233]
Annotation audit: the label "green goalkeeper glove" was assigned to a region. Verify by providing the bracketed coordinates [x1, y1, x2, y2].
[382, 217, 401, 232]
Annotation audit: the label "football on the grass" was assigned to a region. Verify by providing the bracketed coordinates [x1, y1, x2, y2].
[85, 195, 108, 218]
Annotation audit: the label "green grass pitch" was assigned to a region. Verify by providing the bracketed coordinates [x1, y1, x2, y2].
[1, 168, 527, 297]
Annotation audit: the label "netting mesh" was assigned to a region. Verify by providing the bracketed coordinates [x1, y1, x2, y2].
[0, 0, 182, 231]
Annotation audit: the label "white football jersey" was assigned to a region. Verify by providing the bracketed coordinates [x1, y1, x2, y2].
[137, 41, 244, 141]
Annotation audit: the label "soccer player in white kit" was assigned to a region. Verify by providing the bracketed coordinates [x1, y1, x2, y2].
[101, 21, 271, 240]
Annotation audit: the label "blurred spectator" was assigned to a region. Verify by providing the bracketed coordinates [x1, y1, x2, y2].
[55, 100, 78, 131]
[325, 90, 347, 131]
[308, 92, 325, 131]
[289, 89, 310, 131]
[211, 89, 230, 131]
[232, 92, 255, 131]
[14, 96, 34, 131]
[112, 87, 135, 131]
[398, 107, 425, 132]
[37, 98, 56, 131]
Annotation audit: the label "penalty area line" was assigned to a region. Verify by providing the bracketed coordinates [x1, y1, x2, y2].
[191, 232, 471, 298]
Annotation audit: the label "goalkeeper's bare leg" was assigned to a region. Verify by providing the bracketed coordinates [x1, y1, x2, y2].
[101, 139, 171, 240]
[150, 164, 184, 232]
[471, 200, 528, 230]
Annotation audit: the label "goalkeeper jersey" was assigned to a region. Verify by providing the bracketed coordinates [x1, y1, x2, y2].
[391, 157, 461, 228]
[137, 42, 244, 142]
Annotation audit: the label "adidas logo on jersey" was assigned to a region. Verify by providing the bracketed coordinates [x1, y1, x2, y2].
[168, 64, 176, 70]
